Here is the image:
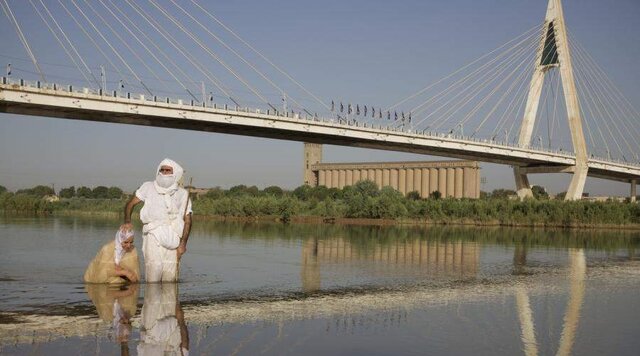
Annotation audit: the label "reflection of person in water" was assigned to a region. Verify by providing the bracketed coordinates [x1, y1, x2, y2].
[138, 284, 189, 356]
[85, 284, 139, 353]
[84, 228, 140, 284]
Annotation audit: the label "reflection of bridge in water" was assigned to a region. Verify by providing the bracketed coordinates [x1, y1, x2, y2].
[0, 244, 630, 356]
[301, 237, 479, 293]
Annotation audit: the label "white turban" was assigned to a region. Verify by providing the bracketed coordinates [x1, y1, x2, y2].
[115, 228, 134, 266]
[153, 158, 184, 195]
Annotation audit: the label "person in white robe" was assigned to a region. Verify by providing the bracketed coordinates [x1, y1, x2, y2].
[121, 158, 192, 282]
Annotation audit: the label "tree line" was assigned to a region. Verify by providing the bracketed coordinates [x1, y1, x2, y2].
[0, 184, 124, 214]
[1, 182, 639, 227]
[191, 181, 640, 226]
[0, 185, 124, 199]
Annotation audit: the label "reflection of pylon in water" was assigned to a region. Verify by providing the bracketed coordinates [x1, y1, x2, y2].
[515, 248, 586, 356]
[557, 248, 586, 356]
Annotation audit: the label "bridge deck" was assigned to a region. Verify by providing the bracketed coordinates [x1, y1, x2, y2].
[2, 82, 639, 183]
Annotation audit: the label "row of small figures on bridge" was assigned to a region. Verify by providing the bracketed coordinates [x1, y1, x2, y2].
[331, 100, 412, 123]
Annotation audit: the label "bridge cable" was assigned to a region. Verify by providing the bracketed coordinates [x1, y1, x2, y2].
[572, 70, 600, 157]
[76, 0, 163, 96]
[471, 50, 537, 139]
[0, 53, 85, 69]
[147, 0, 272, 108]
[569, 33, 640, 161]
[386, 24, 542, 112]
[523, 27, 586, 151]
[68, 0, 154, 96]
[498, 29, 566, 147]
[480, 23, 564, 144]
[575, 49, 637, 161]
[57, 0, 131, 91]
[406, 27, 541, 128]
[0, 0, 46, 82]
[542, 69, 554, 149]
[189, 0, 331, 112]
[569, 32, 640, 160]
[569, 30, 640, 139]
[532, 70, 554, 149]
[574, 65, 612, 159]
[102, 0, 200, 102]
[490, 56, 533, 141]
[27, 0, 97, 90]
[571, 40, 634, 161]
[121, 0, 236, 104]
[80, 0, 173, 96]
[531, 70, 553, 149]
[408, 27, 541, 118]
[552, 69, 564, 148]
[408, 39, 535, 131]
[582, 50, 640, 145]
[35, 0, 101, 90]
[464, 40, 541, 137]
[572, 52, 624, 159]
[499, 76, 531, 144]
[501, 27, 550, 145]
[549, 68, 562, 149]
[383, 27, 538, 134]
[425, 38, 538, 132]
[505, 79, 534, 145]
[413, 41, 535, 133]
[572, 55, 615, 159]
[169, 0, 308, 113]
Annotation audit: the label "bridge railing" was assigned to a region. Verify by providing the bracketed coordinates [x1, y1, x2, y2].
[3, 77, 639, 169]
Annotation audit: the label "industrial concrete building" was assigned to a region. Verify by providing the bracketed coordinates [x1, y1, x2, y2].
[303, 143, 481, 199]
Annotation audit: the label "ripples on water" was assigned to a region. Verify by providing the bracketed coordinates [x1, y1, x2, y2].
[1, 216, 639, 355]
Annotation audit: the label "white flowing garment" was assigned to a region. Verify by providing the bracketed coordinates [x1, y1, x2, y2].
[136, 158, 192, 250]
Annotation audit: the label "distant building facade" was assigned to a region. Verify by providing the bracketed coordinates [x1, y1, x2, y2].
[303, 143, 480, 199]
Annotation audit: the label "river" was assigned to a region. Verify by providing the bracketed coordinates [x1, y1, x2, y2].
[1, 216, 639, 355]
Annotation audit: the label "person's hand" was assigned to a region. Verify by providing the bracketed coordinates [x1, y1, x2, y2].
[115, 265, 137, 282]
[177, 244, 186, 259]
[119, 222, 133, 232]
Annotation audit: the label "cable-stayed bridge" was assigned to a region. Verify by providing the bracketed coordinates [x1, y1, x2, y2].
[0, 0, 639, 200]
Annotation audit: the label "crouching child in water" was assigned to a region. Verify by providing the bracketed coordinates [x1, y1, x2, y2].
[84, 228, 140, 284]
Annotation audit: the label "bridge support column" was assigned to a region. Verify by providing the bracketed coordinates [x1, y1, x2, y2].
[514, 167, 533, 199]
[631, 180, 637, 203]
[565, 164, 588, 201]
[303, 143, 322, 186]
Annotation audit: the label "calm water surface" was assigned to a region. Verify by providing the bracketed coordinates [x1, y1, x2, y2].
[1, 216, 639, 355]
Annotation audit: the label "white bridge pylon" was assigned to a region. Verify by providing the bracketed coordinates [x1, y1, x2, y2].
[515, 0, 588, 200]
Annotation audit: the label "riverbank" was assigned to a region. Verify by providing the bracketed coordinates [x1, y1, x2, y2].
[47, 210, 640, 231]
[3, 183, 640, 229]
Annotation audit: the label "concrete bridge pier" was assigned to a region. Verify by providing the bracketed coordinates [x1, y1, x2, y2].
[565, 164, 588, 201]
[514, 167, 533, 199]
[631, 179, 637, 202]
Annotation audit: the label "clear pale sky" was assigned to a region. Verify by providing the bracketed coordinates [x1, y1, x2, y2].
[1, 0, 639, 195]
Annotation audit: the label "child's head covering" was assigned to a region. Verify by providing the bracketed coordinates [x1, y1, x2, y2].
[115, 228, 134, 265]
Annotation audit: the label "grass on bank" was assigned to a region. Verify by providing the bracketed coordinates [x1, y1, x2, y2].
[1, 181, 640, 226]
